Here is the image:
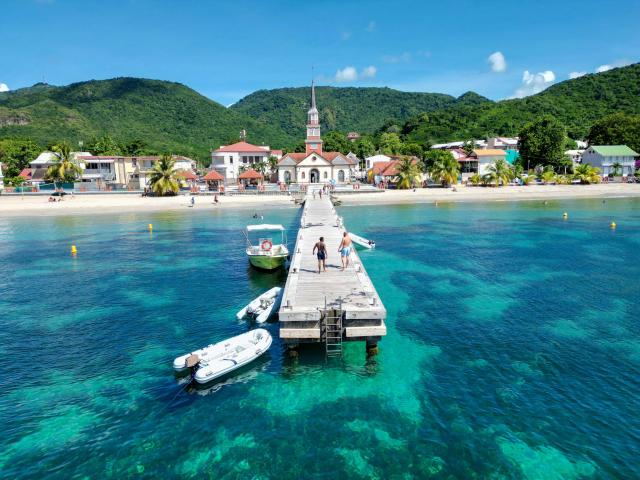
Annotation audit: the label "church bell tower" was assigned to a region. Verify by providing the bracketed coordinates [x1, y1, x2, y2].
[305, 81, 323, 155]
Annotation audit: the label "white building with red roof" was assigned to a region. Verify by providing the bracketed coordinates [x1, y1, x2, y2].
[277, 82, 356, 184]
[210, 140, 282, 182]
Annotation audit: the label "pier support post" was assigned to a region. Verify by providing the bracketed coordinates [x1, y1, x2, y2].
[366, 341, 379, 356]
[287, 344, 300, 359]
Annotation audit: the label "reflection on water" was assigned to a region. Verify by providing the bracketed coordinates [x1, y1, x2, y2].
[0, 199, 639, 478]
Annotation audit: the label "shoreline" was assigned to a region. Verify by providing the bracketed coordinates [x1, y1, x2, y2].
[1, 184, 639, 217]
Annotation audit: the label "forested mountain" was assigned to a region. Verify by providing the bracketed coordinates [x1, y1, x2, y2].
[0, 64, 638, 164]
[0, 78, 290, 160]
[230, 87, 468, 136]
[400, 63, 640, 145]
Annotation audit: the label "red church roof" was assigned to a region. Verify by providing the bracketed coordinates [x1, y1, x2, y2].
[278, 152, 355, 165]
[213, 141, 270, 153]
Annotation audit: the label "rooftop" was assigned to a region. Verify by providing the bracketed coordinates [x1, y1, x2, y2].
[589, 145, 639, 157]
[213, 141, 271, 153]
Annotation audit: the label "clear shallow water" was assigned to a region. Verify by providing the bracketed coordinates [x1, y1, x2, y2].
[1, 199, 639, 479]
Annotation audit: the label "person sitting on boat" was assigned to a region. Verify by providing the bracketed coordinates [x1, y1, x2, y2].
[313, 236, 327, 274]
[338, 232, 352, 271]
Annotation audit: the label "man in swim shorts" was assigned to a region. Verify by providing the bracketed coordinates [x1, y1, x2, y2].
[313, 236, 327, 273]
[338, 231, 352, 271]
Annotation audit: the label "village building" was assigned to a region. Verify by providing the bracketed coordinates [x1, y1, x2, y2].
[277, 82, 356, 184]
[457, 149, 507, 180]
[364, 154, 392, 171]
[210, 141, 282, 182]
[581, 145, 639, 178]
[370, 156, 422, 186]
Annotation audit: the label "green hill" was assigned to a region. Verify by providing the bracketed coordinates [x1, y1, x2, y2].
[230, 86, 465, 136]
[0, 78, 290, 161]
[1, 64, 638, 162]
[401, 63, 640, 145]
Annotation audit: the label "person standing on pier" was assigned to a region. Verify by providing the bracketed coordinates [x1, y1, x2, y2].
[338, 231, 352, 271]
[313, 236, 327, 273]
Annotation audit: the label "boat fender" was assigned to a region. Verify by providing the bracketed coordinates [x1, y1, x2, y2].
[261, 239, 273, 251]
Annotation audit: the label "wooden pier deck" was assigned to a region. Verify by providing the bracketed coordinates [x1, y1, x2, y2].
[279, 193, 387, 349]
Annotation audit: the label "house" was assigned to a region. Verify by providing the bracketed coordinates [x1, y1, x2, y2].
[581, 145, 639, 177]
[457, 149, 507, 180]
[364, 154, 392, 171]
[29, 151, 92, 185]
[565, 149, 584, 167]
[277, 82, 356, 184]
[346, 152, 362, 176]
[128, 155, 197, 189]
[347, 132, 360, 142]
[487, 137, 519, 151]
[370, 156, 422, 186]
[210, 141, 282, 182]
[18, 168, 33, 184]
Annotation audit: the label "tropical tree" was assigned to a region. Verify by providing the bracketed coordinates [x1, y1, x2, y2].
[573, 164, 601, 184]
[469, 173, 482, 186]
[379, 132, 403, 155]
[354, 137, 375, 163]
[395, 156, 421, 189]
[483, 158, 513, 187]
[423, 149, 455, 171]
[45, 141, 83, 186]
[522, 175, 536, 185]
[518, 115, 567, 170]
[429, 155, 460, 187]
[323, 131, 349, 153]
[540, 170, 557, 184]
[148, 154, 179, 196]
[587, 112, 640, 153]
[0, 138, 41, 178]
[556, 175, 571, 185]
[462, 140, 475, 156]
[254, 161, 267, 176]
[611, 161, 623, 177]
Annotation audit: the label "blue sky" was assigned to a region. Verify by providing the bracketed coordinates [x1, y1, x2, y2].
[1, 0, 638, 105]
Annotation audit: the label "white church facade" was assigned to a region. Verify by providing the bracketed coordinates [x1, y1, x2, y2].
[277, 82, 356, 184]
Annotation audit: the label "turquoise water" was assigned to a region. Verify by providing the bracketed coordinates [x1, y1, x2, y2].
[1, 199, 639, 479]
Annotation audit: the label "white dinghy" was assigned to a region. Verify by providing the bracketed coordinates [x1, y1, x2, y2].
[236, 287, 283, 323]
[193, 329, 272, 384]
[350, 232, 376, 249]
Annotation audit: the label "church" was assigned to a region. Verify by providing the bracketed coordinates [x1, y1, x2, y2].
[277, 82, 356, 184]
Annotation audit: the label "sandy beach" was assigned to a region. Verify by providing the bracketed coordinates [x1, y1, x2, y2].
[1, 184, 639, 217]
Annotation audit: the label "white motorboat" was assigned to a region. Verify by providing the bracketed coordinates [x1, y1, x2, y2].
[350, 232, 376, 249]
[244, 224, 289, 270]
[193, 329, 272, 384]
[236, 286, 282, 323]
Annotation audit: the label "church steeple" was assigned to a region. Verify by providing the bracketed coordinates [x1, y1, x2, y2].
[305, 80, 322, 155]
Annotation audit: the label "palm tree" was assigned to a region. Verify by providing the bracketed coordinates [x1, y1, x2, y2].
[573, 164, 601, 184]
[483, 159, 513, 187]
[611, 161, 622, 177]
[148, 154, 179, 196]
[540, 170, 556, 184]
[429, 156, 460, 187]
[254, 161, 267, 177]
[469, 173, 482, 186]
[268, 156, 279, 176]
[45, 141, 82, 187]
[395, 156, 421, 189]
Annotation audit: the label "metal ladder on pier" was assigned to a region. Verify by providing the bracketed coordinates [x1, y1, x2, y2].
[323, 298, 344, 358]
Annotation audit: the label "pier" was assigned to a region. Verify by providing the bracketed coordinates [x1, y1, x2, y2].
[279, 193, 387, 355]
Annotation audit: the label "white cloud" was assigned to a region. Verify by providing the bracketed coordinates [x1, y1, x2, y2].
[383, 52, 411, 63]
[0, 83, 9, 92]
[568, 71, 587, 79]
[333, 65, 377, 82]
[361, 65, 377, 78]
[512, 70, 556, 98]
[596, 59, 631, 73]
[335, 66, 358, 82]
[366, 21, 376, 32]
[488, 51, 507, 72]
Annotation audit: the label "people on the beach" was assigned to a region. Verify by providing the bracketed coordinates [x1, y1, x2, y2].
[214, 194, 219, 204]
[338, 231, 352, 271]
[190, 196, 195, 207]
[312, 236, 327, 273]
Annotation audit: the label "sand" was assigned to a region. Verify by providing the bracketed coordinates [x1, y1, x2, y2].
[1, 184, 639, 217]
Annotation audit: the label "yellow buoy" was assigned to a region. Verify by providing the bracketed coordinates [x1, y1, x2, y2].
[610, 221, 616, 229]
[562, 212, 568, 219]
[70, 245, 77, 255]
[148, 223, 153, 231]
